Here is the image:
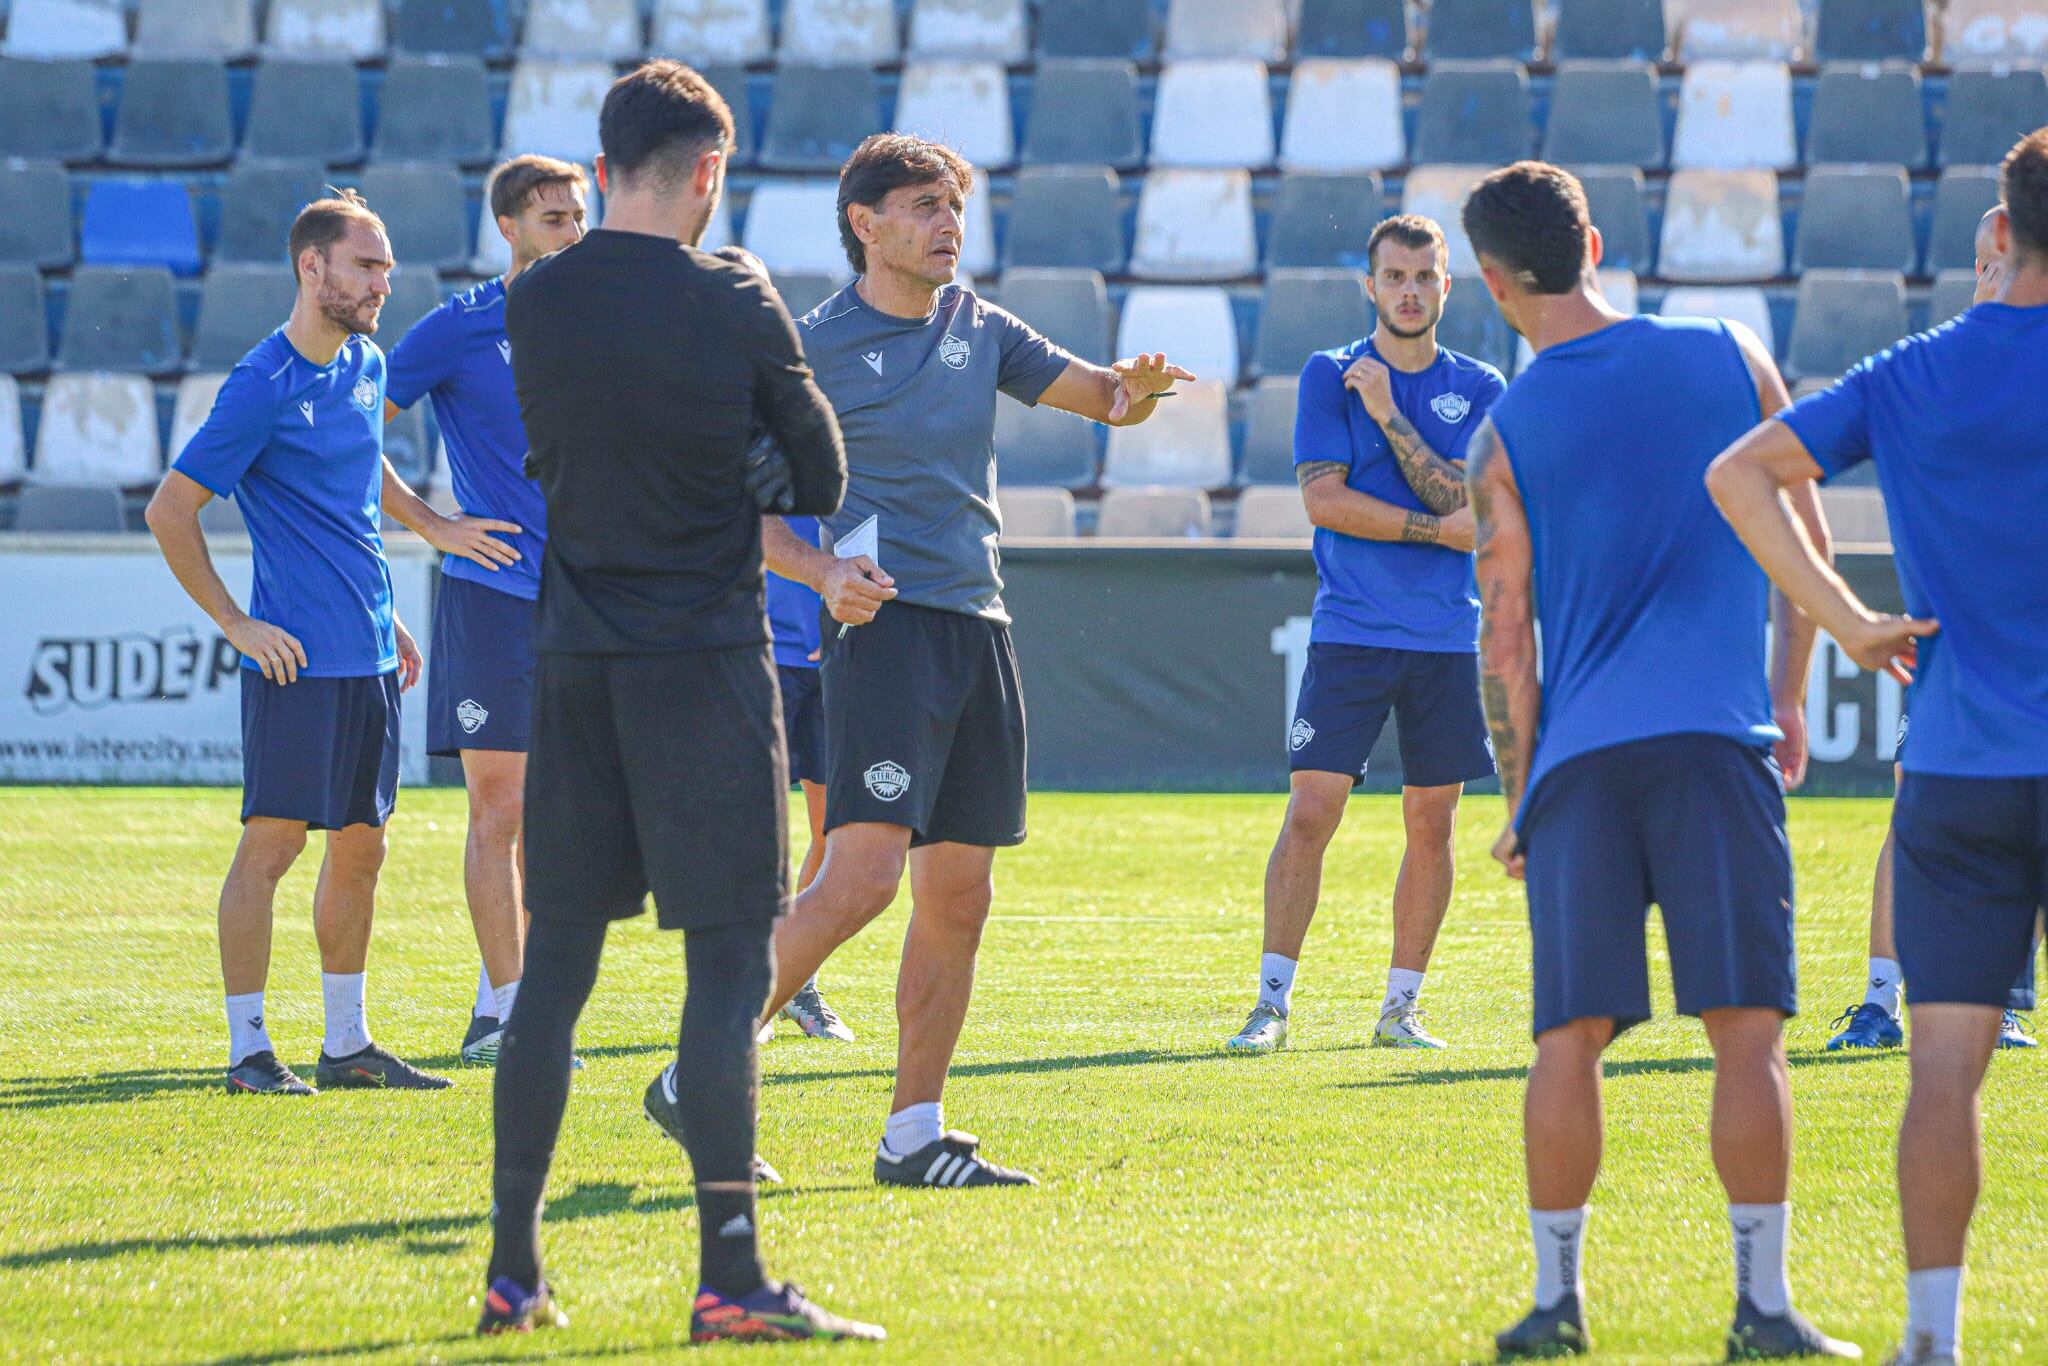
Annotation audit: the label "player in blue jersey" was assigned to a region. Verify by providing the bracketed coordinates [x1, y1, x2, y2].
[384, 155, 589, 1065]
[1708, 128, 2048, 1366]
[1225, 214, 1503, 1055]
[146, 191, 521, 1096]
[1462, 163, 1856, 1359]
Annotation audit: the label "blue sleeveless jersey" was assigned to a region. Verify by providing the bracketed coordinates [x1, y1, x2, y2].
[1490, 315, 1780, 823]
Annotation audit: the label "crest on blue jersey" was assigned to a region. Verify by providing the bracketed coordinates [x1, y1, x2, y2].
[938, 334, 971, 370]
[352, 376, 379, 412]
[1430, 392, 1471, 423]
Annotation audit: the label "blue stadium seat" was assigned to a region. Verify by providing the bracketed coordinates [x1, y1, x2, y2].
[1574, 166, 1653, 274]
[1815, 0, 1928, 60]
[215, 161, 329, 264]
[58, 267, 183, 373]
[1542, 61, 1665, 168]
[1424, 0, 1538, 60]
[995, 268, 1111, 365]
[243, 60, 365, 166]
[109, 59, 235, 169]
[523, 0, 645, 61]
[393, 0, 513, 58]
[1037, 0, 1153, 60]
[652, 0, 772, 63]
[1266, 172, 1383, 270]
[0, 375, 23, 484]
[1552, 0, 1667, 60]
[1929, 269, 1979, 325]
[360, 165, 471, 275]
[0, 266, 52, 374]
[1254, 269, 1371, 380]
[378, 270, 446, 350]
[1003, 166, 1126, 275]
[135, 0, 259, 59]
[769, 271, 840, 318]
[373, 57, 496, 167]
[1437, 279, 1513, 372]
[13, 483, 129, 527]
[994, 401, 1100, 488]
[1940, 66, 2048, 167]
[1927, 167, 2003, 273]
[80, 182, 203, 277]
[0, 58, 102, 163]
[1794, 165, 1916, 275]
[3, 0, 127, 60]
[189, 264, 296, 371]
[1786, 270, 1908, 380]
[1239, 378, 1300, 485]
[1024, 60, 1144, 169]
[1413, 62, 1532, 167]
[761, 65, 883, 173]
[1806, 64, 1928, 169]
[1294, 0, 1408, 60]
[0, 163, 75, 269]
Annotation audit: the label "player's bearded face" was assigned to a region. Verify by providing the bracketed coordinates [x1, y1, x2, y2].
[870, 180, 966, 287]
[1370, 242, 1448, 340]
[313, 225, 393, 335]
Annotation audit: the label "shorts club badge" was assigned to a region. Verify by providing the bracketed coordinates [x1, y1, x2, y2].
[864, 761, 911, 801]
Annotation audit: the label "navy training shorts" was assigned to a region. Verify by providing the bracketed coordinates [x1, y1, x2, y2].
[427, 572, 536, 757]
[779, 663, 828, 786]
[1288, 642, 1495, 788]
[1893, 772, 2048, 1009]
[240, 669, 401, 830]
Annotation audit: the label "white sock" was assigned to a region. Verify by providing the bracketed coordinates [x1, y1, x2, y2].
[881, 1102, 944, 1158]
[1905, 1266, 1963, 1357]
[803, 972, 819, 992]
[1530, 1206, 1588, 1310]
[1865, 957, 1904, 1017]
[1730, 1202, 1791, 1315]
[1382, 966, 1425, 1015]
[474, 963, 495, 1019]
[225, 991, 272, 1067]
[1258, 953, 1297, 1015]
[321, 972, 372, 1058]
[491, 977, 520, 1024]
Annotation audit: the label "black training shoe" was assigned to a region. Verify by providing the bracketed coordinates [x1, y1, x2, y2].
[315, 1043, 453, 1091]
[1496, 1293, 1590, 1358]
[224, 1050, 315, 1096]
[460, 1014, 503, 1066]
[691, 1280, 886, 1343]
[641, 1063, 781, 1183]
[873, 1130, 1037, 1188]
[1727, 1298, 1863, 1359]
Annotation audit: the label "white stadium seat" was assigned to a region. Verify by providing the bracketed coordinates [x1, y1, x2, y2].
[169, 374, 229, 468]
[0, 375, 25, 486]
[1281, 59, 1404, 173]
[1233, 485, 1313, 538]
[1401, 165, 1489, 272]
[523, 0, 646, 61]
[894, 63, 1015, 169]
[1130, 170, 1258, 281]
[1119, 288, 1240, 385]
[1163, 0, 1289, 61]
[1658, 168, 1785, 282]
[1096, 486, 1215, 536]
[1658, 286, 1778, 356]
[135, 0, 259, 60]
[907, 0, 1028, 63]
[501, 62, 615, 163]
[1672, 61, 1797, 169]
[779, 0, 900, 64]
[995, 485, 1078, 538]
[264, 0, 386, 60]
[1150, 60, 1276, 169]
[3, 0, 128, 59]
[1517, 270, 1639, 370]
[1941, 0, 2048, 59]
[960, 170, 996, 275]
[651, 0, 772, 62]
[742, 181, 853, 279]
[1672, 0, 1804, 61]
[32, 373, 162, 488]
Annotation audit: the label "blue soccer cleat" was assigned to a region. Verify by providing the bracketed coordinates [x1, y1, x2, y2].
[690, 1281, 885, 1343]
[1826, 1003, 1903, 1051]
[1998, 1010, 2036, 1049]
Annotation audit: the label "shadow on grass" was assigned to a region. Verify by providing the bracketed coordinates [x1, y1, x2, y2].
[767, 1042, 1368, 1087]
[0, 1067, 229, 1111]
[186, 1332, 470, 1365]
[1338, 1047, 1894, 1091]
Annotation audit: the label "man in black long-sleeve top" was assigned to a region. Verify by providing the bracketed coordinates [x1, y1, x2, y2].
[477, 60, 882, 1345]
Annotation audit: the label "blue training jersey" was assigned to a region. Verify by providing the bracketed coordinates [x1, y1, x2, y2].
[1781, 302, 2048, 778]
[1293, 339, 1506, 652]
[1489, 315, 1780, 821]
[767, 515, 824, 670]
[385, 277, 546, 602]
[173, 329, 396, 677]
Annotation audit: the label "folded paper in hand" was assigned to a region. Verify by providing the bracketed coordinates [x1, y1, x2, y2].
[833, 515, 879, 638]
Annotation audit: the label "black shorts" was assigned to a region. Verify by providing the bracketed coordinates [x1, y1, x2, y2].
[1894, 772, 2048, 1009]
[778, 664, 828, 786]
[524, 647, 788, 930]
[821, 600, 1026, 849]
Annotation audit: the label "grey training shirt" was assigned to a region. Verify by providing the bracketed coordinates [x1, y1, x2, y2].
[799, 282, 1072, 624]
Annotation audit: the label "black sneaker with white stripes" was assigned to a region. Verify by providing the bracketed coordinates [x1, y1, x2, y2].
[873, 1130, 1037, 1189]
[224, 1050, 315, 1096]
[641, 1063, 782, 1183]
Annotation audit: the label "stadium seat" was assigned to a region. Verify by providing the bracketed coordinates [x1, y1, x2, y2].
[1552, 0, 1667, 60]
[1806, 64, 1928, 168]
[1003, 166, 1125, 275]
[651, 0, 772, 63]
[1234, 485, 1313, 538]
[0, 376, 23, 485]
[471, 184, 514, 273]
[1786, 270, 1908, 380]
[1295, 0, 1408, 60]
[1929, 268, 1980, 324]
[188, 265, 294, 373]
[1023, 61, 1144, 169]
[80, 182, 201, 277]
[135, 0, 258, 59]
[1037, 0, 1153, 60]
[1130, 170, 1258, 281]
[1415, 62, 1532, 166]
[994, 402, 1099, 487]
[0, 58, 102, 163]
[1402, 165, 1489, 273]
[243, 60, 365, 166]
[894, 63, 1014, 169]
[383, 404, 433, 487]
[958, 170, 997, 275]
[995, 486, 1078, 539]
[996, 268, 1110, 365]
[215, 161, 328, 264]
[0, 267, 51, 374]
[1541, 61, 1664, 168]
[0, 164, 75, 270]
[168, 373, 227, 464]
[200, 492, 249, 534]
[1515, 269, 1637, 370]
[109, 59, 235, 169]
[394, 0, 512, 58]
[778, 0, 899, 63]
[502, 61, 614, 164]
[762, 65, 883, 172]
[1238, 377, 1299, 484]
[378, 269, 445, 348]
[1815, 0, 1928, 60]
[1280, 59, 1404, 173]
[1819, 486, 1889, 543]
[264, 0, 387, 61]
[1253, 269, 1371, 380]
[1940, 65, 2048, 167]
[1673, 0, 1803, 60]
[524, 0, 644, 60]
[1940, 0, 2048, 60]
[1150, 61, 1276, 169]
[1423, 0, 1539, 60]
[1928, 167, 2004, 273]
[1118, 288, 1238, 388]
[1659, 169, 1784, 282]
[771, 271, 840, 318]
[1096, 485, 1214, 535]
[1571, 168, 1653, 275]
[742, 181, 852, 278]
[1658, 286, 1776, 356]
[58, 267, 181, 373]
[1163, 0, 1287, 60]
[360, 165, 470, 275]
[694, 65, 755, 166]
[1672, 62, 1796, 170]
[1794, 165, 1916, 275]
[12, 483, 128, 529]
[1436, 280, 1513, 372]
[1267, 173, 1383, 271]
[908, 0, 1027, 62]
[31, 373, 162, 487]
[2, 0, 127, 59]
[373, 57, 496, 167]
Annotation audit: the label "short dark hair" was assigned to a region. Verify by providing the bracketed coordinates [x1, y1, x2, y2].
[2001, 126, 2048, 261]
[598, 59, 733, 190]
[712, 244, 771, 282]
[1461, 161, 1593, 295]
[288, 187, 383, 283]
[488, 154, 589, 222]
[1368, 214, 1448, 271]
[836, 133, 975, 275]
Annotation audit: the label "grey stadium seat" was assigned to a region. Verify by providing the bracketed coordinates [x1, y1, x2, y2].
[1266, 173, 1382, 271]
[378, 271, 446, 349]
[1024, 61, 1144, 170]
[384, 405, 434, 488]
[1794, 166, 1916, 275]
[1815, 0, 1928, 60]
[1940, 67, 2048, 168]
[1574, 166, 1653, 275]
[1036, 0, 1153, 60]
[13, 484, 127, 532]
[1096, 487, 1212, 538]
[1239, 377, 1301, 485]
[1254, 270, 1371, 380]
[57, 267, 182, 372]
[0, 266, 52, 374]
[243, 60, 364, 166]
[360, 165, 471, 275]
[0, 163, 75, 269]
[1786, 270, 1908, 380]
[0, 58, 103, 163]
[1295, 0, 1408, 59]
[1233, 485, 1314, 538]
[1424, 0, 1539, 60]
[1927, 167, 2003, 273]
[996, 268, 1111, 365]
[1542, 62, 1666, 168]
[761, 65, 881, 173]
[1929, 269, 1979, 325]
[1003, 167, 1125, 275]
[393, 0, 512, 58]
[1437, 281, 1513, 373]
[1806, 65, 1928, 169]
[700, 66, 756, 167]
[215, 161, 329, 264]
[996, 487, 1078, 539]
[994, 400, 1100, 487]
[135, 0, 260, 60]
[1413, 62, 1532, 166]
[1552, 0, 1667, 60]
[109, 59, 235, 168]
[373, 58, 497, 167]
[770, 271, 839, 318]
[189, 264, 296, 372]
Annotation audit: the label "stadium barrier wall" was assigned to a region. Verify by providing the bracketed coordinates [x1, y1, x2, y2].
[0, 538, 1905, 795]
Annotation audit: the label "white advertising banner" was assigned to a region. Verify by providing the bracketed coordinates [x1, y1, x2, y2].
[0, 539, 433, 784]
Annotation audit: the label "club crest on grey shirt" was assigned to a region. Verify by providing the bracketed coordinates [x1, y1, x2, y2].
[799, 283, 1072, 624]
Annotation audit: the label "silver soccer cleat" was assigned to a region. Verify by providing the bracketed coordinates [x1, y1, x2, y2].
[1226, 1000, 1290, 1053]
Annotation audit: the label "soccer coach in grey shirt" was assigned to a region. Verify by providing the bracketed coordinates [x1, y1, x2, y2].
[759, 134, 1194, 1189]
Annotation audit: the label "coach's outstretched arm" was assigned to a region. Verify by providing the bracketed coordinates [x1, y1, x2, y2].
[1468, 418, 1540, 879]
[1036, 352, 1195, 427]
[741, 277, 846, 517]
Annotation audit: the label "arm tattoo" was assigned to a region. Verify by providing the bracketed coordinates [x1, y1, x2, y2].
[1295, 460, 1347, 489]
[1383, 410, 1468, 515]
[1467, 418, 1537, 809]
[1400, 510, 1439, 544]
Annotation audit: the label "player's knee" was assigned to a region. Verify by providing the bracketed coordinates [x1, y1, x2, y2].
[822, 857, 903, 930]
[328, 826, 388, 880]
[237, 823, 307, 881]
[468, 782, 523, 846]
[1535, 1017, 1612, 1069]
[1401, 790, 1460, 848]
[1282, 791, 1346, 847]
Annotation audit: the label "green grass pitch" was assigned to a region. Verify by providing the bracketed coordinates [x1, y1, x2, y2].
[2, 788, 2043, 1363]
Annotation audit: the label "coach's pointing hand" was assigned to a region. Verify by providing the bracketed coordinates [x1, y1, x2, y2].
[227, 613, 308, 685]
[1109, 353, 1196, 421]
[822, 556, 896, 627]
[422, 512, 524, 573]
